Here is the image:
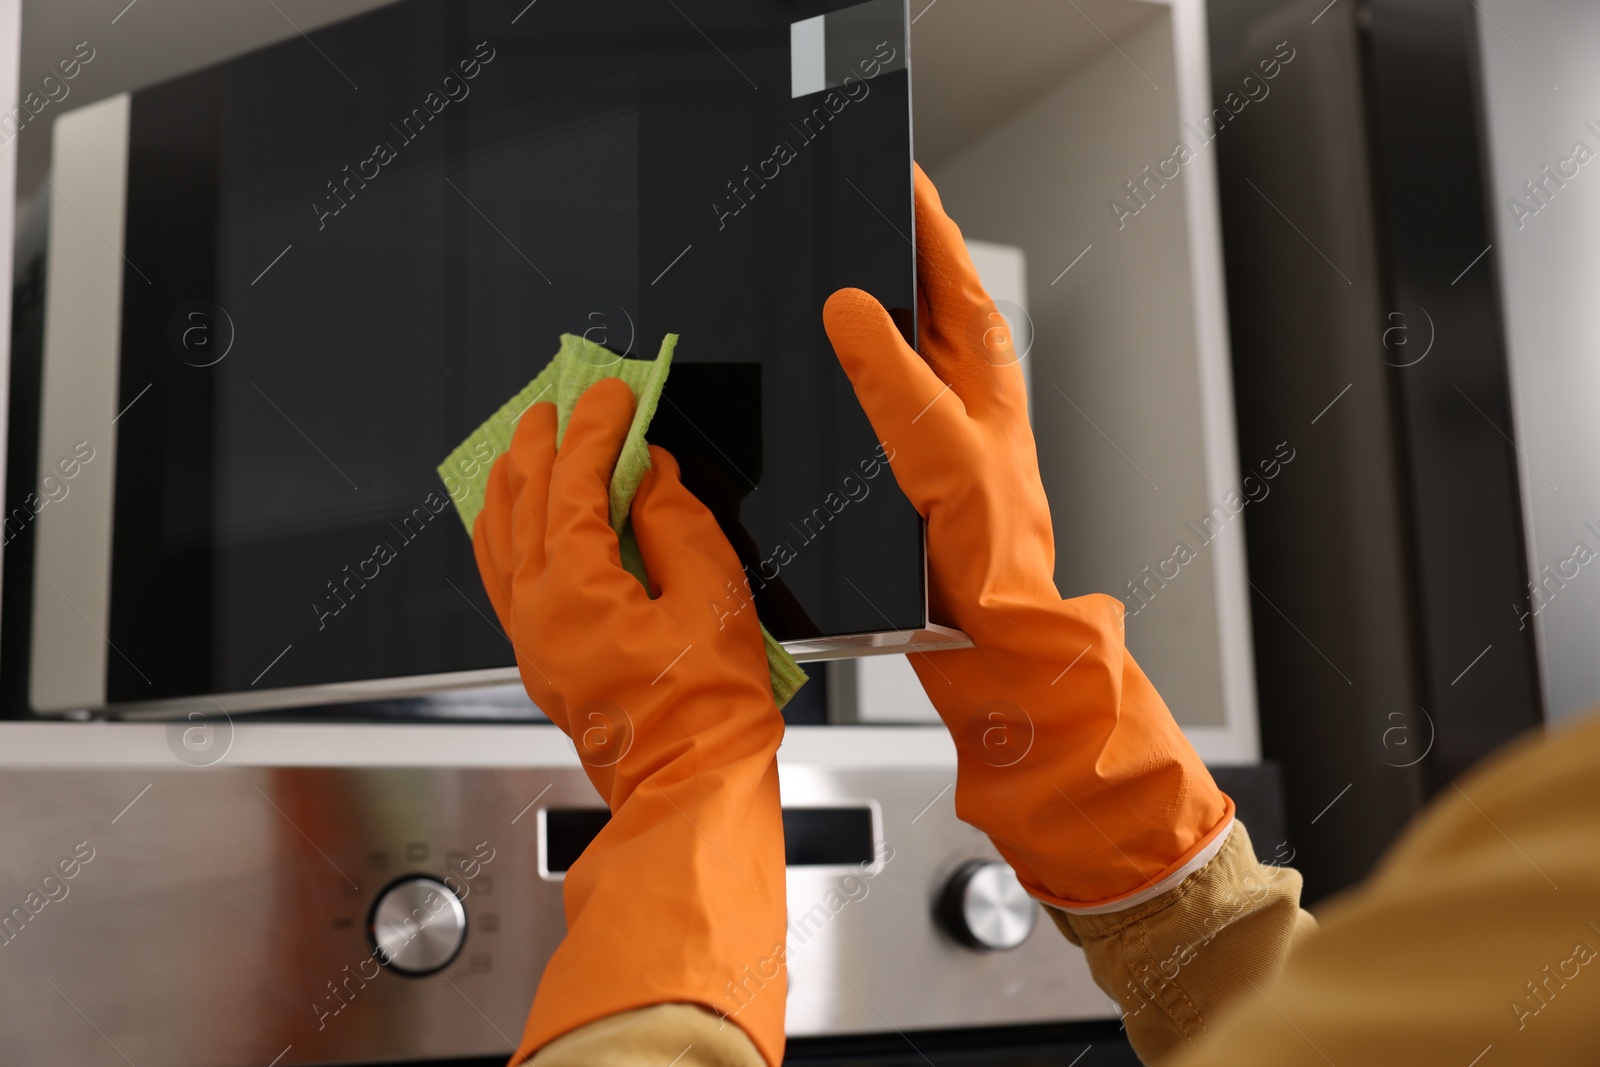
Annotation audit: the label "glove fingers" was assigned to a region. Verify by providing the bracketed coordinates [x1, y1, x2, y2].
[823, 286, 960, 513]
[631, 445, 750, 622]
[473, 492, 512, 631]
[504, 402, 559, 587]
[911, 163, 1028, 418]
[542, 378, 645, 607]
[474, 403, 556, 630]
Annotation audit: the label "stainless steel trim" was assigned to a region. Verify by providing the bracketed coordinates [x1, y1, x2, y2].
[97, 628, 973, 720]
[783, 623, 972, 660]
[109, 666, 535, 721]
[29, 92, 129, 713]
[0, 721, 956, 768]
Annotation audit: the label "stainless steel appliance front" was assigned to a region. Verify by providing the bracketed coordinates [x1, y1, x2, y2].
[0, 724, 1113, 1065]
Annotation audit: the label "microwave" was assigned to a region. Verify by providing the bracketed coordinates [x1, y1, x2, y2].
[2, 0, 975, 719]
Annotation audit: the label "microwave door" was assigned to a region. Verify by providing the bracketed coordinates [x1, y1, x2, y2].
[27, 0, 956, 718]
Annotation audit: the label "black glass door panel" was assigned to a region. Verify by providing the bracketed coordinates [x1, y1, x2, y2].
[106, 0, 919, 703]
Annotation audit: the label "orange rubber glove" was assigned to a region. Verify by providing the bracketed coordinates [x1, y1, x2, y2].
[473, 379, 787, 1065]
[821, 165, 1234, 913]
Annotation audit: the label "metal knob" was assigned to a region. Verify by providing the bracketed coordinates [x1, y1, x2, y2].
[938, 860, 1038, 951]
[370, 877, 467, 975]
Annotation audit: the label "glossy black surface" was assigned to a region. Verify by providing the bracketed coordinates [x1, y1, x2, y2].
[103, 0, 919, 705]
[544, 805, 877, 873]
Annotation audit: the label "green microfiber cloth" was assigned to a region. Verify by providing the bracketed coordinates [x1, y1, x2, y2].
[438, 332, 808, 708]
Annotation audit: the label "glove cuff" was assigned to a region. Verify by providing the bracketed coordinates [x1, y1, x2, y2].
[1018, 795, 1237, 916]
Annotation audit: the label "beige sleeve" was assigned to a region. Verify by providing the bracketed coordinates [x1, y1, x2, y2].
[526, 1002, 765, 1067]
[1165, 711, 1600, 1067]
[1049, 821, 1317, 1064]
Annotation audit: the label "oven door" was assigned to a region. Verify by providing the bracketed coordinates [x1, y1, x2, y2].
[19, 0, 967, 718]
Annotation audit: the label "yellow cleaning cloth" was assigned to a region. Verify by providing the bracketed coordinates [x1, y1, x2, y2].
[438, 332, 807, 707]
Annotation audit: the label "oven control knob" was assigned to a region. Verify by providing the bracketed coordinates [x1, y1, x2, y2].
[938, 860, 1038, 951]
[370, 877, 467, 975]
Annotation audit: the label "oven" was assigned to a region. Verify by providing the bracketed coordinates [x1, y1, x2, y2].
[0, 723, 1157, 1066]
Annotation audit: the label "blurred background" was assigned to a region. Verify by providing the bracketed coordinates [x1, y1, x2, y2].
[0, 0, 1595, 1063]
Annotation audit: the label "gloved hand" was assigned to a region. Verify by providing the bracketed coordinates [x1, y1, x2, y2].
[474, 379, 788, 1065]
[822, 165, 1233, 912]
